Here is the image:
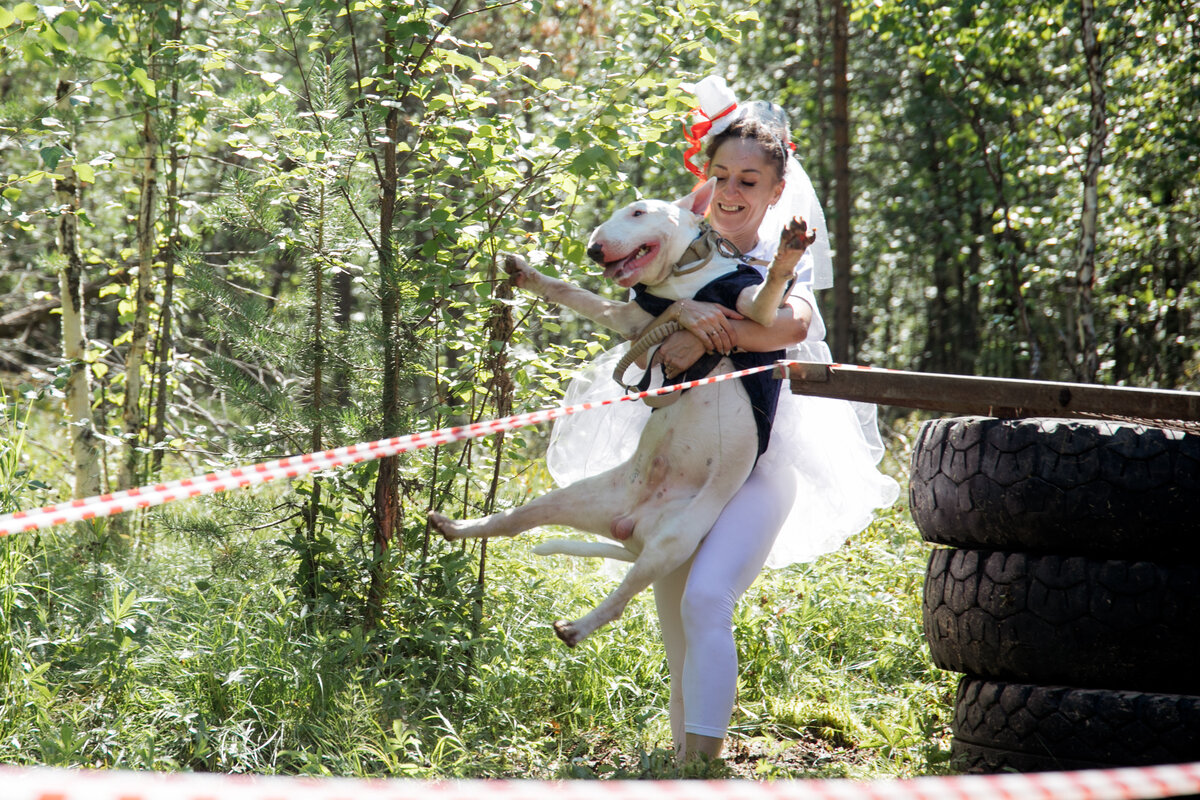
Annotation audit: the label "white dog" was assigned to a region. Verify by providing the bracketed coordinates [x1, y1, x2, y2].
[428, 178, 812, 647]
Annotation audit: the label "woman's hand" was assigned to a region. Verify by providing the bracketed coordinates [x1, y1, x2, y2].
[651, 330, 709, 379]
[670, 299, 743, 354]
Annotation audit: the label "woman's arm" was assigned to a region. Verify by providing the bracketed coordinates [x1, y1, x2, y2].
[651, 296, 813, 378]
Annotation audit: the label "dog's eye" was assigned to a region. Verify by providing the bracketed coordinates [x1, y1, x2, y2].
[632, 209, 645, 217]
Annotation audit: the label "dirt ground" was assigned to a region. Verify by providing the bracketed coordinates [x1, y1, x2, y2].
[560, 729, 871, 780]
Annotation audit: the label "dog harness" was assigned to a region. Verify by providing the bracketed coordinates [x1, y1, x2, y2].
[673, 223, 769, 276]
[631, 266, 785, 457]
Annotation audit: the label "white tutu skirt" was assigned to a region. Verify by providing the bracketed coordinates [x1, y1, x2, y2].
[546, 341, 900, 569]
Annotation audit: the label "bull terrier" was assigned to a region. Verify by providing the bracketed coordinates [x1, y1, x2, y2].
[428, 178, 814, 646]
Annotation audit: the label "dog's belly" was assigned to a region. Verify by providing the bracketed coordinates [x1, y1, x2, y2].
[614, 363, 758, 547]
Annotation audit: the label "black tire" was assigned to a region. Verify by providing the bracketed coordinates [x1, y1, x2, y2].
[923, 548, 1200, 694]
[952, 739, 1111, 773]
[909, 416, 1200, 560]
[952, 677, 1200, 772]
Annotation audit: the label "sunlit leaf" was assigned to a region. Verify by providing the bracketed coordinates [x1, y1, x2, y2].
[93, 78, 123, 100]
[14, 2, 38, 22]
[130, 66, 156, 97]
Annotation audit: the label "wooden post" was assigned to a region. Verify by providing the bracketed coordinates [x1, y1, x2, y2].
[780, 362, 1200, 425]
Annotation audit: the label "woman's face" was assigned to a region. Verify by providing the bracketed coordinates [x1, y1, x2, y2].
[706, 138, 785, 253]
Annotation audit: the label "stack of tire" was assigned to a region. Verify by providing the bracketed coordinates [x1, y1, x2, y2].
[909, 416, 1200, 773]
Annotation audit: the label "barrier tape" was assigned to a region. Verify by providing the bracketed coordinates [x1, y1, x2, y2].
[3, 761, 1200, 800]
[13, 362, 1200, 797]
[0, 362, 782, 537]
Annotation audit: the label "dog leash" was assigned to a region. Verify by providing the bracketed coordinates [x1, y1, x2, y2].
[612, 316, 683, 394]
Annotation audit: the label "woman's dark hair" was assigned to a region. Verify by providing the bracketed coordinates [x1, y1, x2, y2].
[704, 100, 791, 181]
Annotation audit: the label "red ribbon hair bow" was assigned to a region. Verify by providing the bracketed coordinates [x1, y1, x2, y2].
[682, 101, 737, 178]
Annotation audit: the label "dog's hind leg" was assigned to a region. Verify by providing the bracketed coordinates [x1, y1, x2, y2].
[552, 496, 729, 647]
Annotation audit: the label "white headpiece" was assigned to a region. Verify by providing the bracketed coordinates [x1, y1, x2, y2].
[683, 76, 833, 291]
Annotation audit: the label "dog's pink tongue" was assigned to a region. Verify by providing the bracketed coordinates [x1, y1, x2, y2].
[603, 255, 633, 280]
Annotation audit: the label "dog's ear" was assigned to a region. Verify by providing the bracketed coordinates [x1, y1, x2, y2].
[675, 177, 717, 217]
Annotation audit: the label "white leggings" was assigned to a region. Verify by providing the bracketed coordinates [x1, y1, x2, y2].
[653, 460, 796, 744]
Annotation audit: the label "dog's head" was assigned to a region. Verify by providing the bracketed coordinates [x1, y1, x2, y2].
[586, 179, 716, 289]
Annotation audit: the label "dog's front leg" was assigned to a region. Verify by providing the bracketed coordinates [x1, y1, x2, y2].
[736, 217, 817, 326]
[428, 469, 624, 543]
[504, 254, 649, 339]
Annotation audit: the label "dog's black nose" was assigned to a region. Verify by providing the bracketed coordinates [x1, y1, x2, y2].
[586, 243, 605, 264]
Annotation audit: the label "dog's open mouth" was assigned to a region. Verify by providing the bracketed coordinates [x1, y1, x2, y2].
[602, 242, 660, 286]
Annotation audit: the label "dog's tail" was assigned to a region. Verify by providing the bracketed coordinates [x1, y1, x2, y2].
[532, 539, 636, 562]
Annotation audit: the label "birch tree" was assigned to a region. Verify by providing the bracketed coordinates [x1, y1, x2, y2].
[53, 78, 103, 501]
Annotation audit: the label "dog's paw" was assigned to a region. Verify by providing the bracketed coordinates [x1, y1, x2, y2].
[427, 511, 459, 541]
[502, 252, 534, 287]
[553, 619, 581, 648]
[779, 216, 816, 253]
[772, 216, 817, 277]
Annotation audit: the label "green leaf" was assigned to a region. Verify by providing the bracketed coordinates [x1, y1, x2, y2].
[23, 40, 52, 66]
[73, 163, 95, 184]
[38, 22, 70, 51]
[40, 146, 63, 170]
[94, 79, 123, 100]
[0, 8, 16, 28]
[14, 3, 38, 22]
[131, 67, 156, 98]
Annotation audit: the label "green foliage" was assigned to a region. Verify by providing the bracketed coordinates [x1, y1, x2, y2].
[1, 0, 1196, 783]
[0, 433, 951, 777]
[851, 0, 1199, 383]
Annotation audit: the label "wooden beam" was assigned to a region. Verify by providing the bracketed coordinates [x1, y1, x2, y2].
[778, 362, 1200, 423]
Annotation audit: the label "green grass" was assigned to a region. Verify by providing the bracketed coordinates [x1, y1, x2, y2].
[0, 398, 956, 780]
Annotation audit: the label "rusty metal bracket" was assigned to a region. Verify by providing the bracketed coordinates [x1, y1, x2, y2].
[779, 361, 1200, 427]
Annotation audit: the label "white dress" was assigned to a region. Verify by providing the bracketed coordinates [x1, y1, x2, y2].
[545, 242, 900, 569]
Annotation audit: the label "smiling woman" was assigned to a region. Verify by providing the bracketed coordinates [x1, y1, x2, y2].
[707, 139, 785, 253]
[544, 76, 900, 765]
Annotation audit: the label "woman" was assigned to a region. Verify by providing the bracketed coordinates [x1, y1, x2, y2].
[546, 76, 899, 761]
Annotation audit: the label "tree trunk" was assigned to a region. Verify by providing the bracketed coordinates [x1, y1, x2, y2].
[302, 186, 328, 604]
[472, 267, 514, 634]
[1074, 0, 1107, 383]
[368, 14, 404, 627]
[831, 0, 853, 362]
[54, 79, 102, 501]
[150, 18, 181, 480]
[812, 0, 832, 205]
[122, 46, 160, 492]
[333, 268, 353, 406]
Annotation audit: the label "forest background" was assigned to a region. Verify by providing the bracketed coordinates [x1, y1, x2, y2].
[1, 0, 1197, 781]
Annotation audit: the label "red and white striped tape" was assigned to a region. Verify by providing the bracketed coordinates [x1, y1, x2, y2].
[0, 362, 782, 537]
[3, 761, 1200, 800]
